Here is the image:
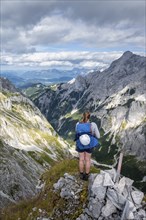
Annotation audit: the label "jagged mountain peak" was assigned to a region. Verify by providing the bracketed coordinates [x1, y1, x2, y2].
[109, 51, 145, 72]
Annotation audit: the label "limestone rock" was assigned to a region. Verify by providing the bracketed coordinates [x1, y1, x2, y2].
[101, 199, 117, 217]
[51, 170, 146, 220]
[131, 190, 144, 205]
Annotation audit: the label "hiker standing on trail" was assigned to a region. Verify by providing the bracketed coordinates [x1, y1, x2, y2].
[75, 112, 100, 180]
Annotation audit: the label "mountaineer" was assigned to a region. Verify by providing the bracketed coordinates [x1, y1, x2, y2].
[75, 112, 100, 180]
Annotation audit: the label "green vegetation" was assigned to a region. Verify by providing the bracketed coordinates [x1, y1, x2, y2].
[0, 92, 7, 100]
[28, 141, 66, 167]
[28, 151, 55, 166]
[59, 118, 77, 140]
[120, 119, 127, 130]
[37, 131, 62, 148]
[23, 85, 53, 100]
[0, 139, 4, 149]
[6, 109, 29, 125]
[24, 87, 41, 97]
[93, 144, 118, 165]
[41, 152, 56, 166]
[1, 159, 100, 220]
[122, 155, 146, 192]
[93, 132, 118, 165]
[65, 138, 75, 146]
[24, 86, 46, 100]
[50, 84, 57, 91]
[64, 111, 82, 121]
[1, 91, 18, 98]
[28, 127, 66, 159]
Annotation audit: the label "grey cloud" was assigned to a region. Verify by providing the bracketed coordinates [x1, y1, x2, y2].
[64, 0, 145, 27]
[1, 0, 145, 54]
[1, 0, 145, 28]
[1, 26, 36, 53]
[1, 1, 55, 28]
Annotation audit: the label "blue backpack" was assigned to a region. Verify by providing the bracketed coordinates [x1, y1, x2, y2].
[75, 122, 99, 150]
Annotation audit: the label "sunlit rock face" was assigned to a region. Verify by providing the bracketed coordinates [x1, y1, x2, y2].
[32, 51, 146, 161]
[0, 77, 70, 208]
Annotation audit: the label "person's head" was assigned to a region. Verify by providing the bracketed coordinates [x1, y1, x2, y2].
[82, 112, 90, 123]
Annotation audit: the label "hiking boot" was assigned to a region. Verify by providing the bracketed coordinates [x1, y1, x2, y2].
[79, 172, 84, 180]
[84, 173, 89, 181]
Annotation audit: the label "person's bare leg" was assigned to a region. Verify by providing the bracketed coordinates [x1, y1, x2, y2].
[85, 152, 91, 174]
[79, 152, 85, 173]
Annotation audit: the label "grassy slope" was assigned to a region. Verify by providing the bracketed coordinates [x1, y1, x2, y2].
[1, 159, 100, 220]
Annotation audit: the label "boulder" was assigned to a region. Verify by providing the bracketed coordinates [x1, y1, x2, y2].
[101, 199, 117, 217]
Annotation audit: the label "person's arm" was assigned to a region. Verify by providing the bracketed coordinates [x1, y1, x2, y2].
[91, 122, 100, 139]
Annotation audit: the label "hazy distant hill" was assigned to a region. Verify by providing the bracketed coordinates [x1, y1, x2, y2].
[1, 68, 89, 88]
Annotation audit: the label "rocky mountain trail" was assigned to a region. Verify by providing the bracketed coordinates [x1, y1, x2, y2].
[36, 170, 146, 220]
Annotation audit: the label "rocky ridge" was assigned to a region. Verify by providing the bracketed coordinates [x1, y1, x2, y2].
[0, 77, 70, 208]
[52, 171, 146, 220]
[24, 170, 146, 220]
[1, 159, 145, 220]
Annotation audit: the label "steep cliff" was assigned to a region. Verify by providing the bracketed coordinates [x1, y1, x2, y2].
[0, 77, 70, 208]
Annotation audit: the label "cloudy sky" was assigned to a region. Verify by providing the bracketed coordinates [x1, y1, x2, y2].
[1, 0, 146, 71]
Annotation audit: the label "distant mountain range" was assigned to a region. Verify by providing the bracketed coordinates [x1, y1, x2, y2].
[24, 51, 146, 192]
[0, 68, 91, 88]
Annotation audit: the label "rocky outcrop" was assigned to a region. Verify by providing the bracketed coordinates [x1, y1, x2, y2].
[35, 171, 146, 220]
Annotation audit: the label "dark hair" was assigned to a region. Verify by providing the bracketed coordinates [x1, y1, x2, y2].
[82, 112, 90, 123]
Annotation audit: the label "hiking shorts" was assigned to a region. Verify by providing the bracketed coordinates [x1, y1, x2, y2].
[76, 147, 94, 154]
